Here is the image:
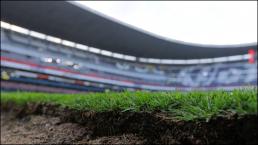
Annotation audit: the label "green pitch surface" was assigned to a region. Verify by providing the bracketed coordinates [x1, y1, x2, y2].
[1, 89, 257, 120]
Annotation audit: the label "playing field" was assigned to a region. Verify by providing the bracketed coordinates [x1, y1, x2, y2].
[1, 89, 257, 144]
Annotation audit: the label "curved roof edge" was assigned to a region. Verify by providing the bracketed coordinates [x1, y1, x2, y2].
[1, 1, 257, 59]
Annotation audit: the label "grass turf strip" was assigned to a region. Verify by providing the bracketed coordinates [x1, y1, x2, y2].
[1, 89, 257, 121]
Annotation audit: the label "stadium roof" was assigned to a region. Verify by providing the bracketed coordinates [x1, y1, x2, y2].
[1, 1, 257, 59]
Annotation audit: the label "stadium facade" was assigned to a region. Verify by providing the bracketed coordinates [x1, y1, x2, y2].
[1, 1, 257, 93]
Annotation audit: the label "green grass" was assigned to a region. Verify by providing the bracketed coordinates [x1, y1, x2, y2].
[1, 89, 257, 120]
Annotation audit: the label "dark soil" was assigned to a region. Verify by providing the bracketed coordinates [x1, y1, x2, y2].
[1, 102, 257, 144]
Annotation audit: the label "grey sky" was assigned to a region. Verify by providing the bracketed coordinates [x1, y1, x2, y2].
[76, 1, 257, 45]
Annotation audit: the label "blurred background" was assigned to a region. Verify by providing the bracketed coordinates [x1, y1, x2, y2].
[1, 1, 257, 93]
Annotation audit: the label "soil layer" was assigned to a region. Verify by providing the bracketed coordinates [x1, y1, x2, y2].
[1, 102, 257, 144]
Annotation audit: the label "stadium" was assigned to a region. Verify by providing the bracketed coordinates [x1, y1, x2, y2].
[1, 1, 257, 144]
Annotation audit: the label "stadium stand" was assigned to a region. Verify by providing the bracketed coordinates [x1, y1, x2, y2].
[1, 26, 257, 93]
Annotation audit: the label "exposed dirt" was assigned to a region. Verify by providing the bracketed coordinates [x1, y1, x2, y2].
[1, 102, 257, 144]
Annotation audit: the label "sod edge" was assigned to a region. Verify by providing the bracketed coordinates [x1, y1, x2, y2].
[1, 103, 257, 145]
